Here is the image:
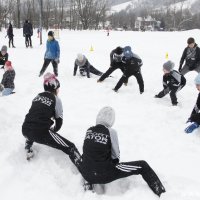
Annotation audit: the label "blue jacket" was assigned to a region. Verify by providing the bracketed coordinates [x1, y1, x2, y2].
[44, 39, 60, 60]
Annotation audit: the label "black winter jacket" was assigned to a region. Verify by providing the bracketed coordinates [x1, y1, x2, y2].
[180, 44, 200, 70]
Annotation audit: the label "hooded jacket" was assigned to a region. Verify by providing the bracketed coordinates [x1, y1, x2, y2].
[82, 107, 120, 172]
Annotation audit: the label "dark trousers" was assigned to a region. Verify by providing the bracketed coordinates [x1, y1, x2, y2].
[81, 160, 165, 197]
[157, 83, 186, 105]
[22, 128, 82, 170]
[98, 63, 125, 82]
[40, 59, 58, 76]
[190, 113, 200, 125]
[89, 65, 103, 76]
[114, 71, 144, 93]
[25, 35, 32, 47]
[8, 37, 14, 47]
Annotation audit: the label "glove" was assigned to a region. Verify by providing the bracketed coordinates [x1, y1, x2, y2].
[54, 58, 60, 64]
[184, 122, 199, 134]
[0, 84, 4, 92]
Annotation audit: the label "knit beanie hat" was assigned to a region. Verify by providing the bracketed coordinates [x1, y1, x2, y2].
[194, 73, 200, 85]
[115, 46, 123, 55]
[187, 37, 195, 45]
[123, 46, 133, 59]
[4, 61, 13, 71]
[43, 73, 60, 92]
[163, 60, 175, 71]
[1, 45, 7, 52]
[48, 31, 54, 37]
[77, 53, 84, 62]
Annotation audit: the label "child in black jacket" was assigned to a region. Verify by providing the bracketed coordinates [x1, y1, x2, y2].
[113, 46, 144, 93]
[0, 45, 8, 68]
[155, 60, 186, 106]
[179, 37, 200, 75]
[185, 74, 200, 133]
[80, 106, 166, 197]
[22, 73, 81, 167]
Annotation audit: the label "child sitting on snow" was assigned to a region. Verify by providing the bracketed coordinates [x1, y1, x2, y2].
[0, 45, 9, 69]
[185, 74, 200, 134]
[155, 60, 186, 106]
[73, 53, 103, 78]
[0, 61, 15, 96]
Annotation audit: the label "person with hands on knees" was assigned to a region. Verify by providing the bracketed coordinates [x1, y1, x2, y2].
[73, 53, 102, 78]
[113, 46, 144, 93]
[179, 37, 200, 75]
[97, 46, 124, 82]
[155, 60, 186, 106]
[22, 72, 82, 168]
[80, 106, 166, 197]
[185, 74, 200, 134]
[39, 31, 60, 77]
[0, 61, 15, 96]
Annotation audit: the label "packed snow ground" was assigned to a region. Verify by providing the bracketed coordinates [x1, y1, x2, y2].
[0, 29, 200, 200]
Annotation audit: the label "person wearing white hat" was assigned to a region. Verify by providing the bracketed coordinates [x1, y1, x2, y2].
[74, 53, 103, 78]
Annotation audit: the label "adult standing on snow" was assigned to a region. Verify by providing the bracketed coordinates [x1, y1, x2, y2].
[74, 53, 102, 78]
[185, 74, 200, 134]
[22, 73, 82, 168]
[7, 22, 15, 48]
[23, 20, 33, 48]
[179, 37, 200, 75]
[39, 31, 60, 77]
[97, 46, 124, 82]
[80, 106, 166, 197]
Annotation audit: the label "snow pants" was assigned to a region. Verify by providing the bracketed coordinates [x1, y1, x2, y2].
[81, 160, 165, 197]
[22, 128, 82, 169]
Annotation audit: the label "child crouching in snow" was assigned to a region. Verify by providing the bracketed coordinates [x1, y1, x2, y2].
[155, 60, 186, 106]
[0, 61, 15, 96]
[73, 53, 103, 78]
[185, 74, 200, 133]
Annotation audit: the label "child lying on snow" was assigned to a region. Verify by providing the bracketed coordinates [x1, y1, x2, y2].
[185, 73, 200, 133]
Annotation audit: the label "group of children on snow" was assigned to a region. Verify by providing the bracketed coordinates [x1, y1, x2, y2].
[1, 30, 200, 196]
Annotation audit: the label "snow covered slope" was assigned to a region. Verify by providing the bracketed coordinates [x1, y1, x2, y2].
[0, 29, 200, 200]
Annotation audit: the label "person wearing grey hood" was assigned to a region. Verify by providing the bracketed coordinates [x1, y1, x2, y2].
[80, 106, 166, 197]
[179, 37, 200, 75]
[73, 53, 103, 78]
[0, 45, 8, 69]
[155, 60, 186, 106]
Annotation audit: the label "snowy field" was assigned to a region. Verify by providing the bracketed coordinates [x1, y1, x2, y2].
[0, 29, 200, 200]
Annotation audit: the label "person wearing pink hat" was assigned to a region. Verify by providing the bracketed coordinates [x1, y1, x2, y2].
[0, 61, 15, 96]
[22, 73, 82, 169]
